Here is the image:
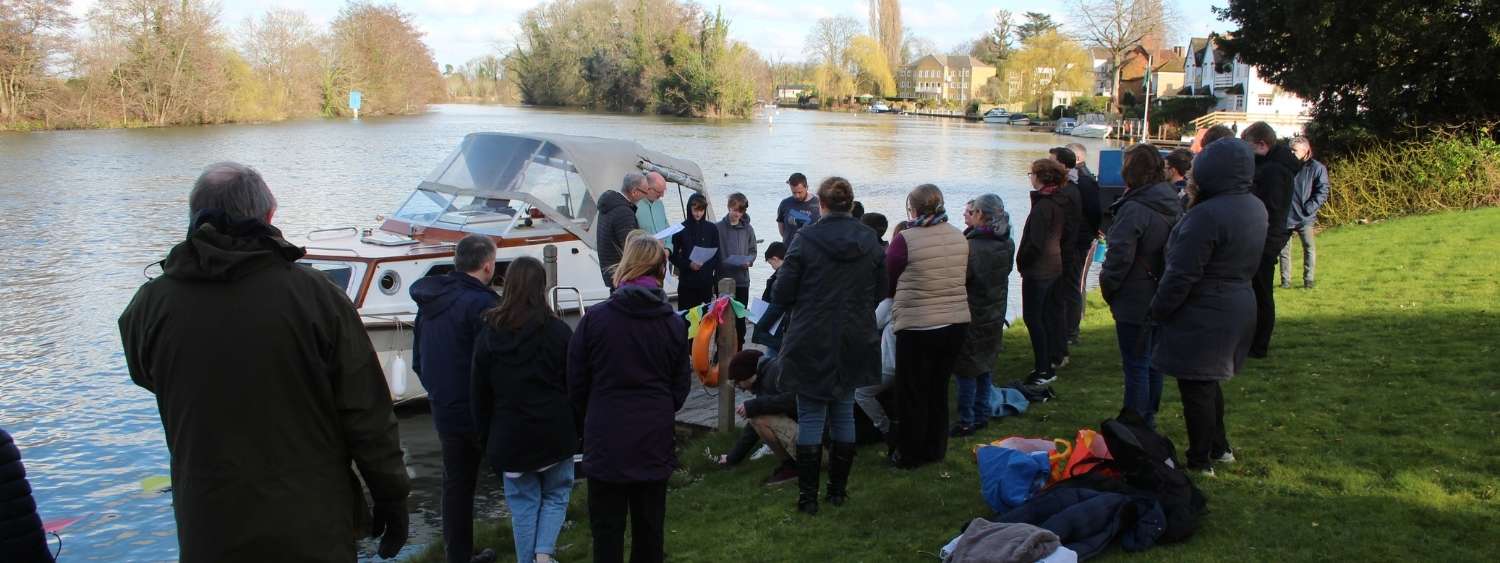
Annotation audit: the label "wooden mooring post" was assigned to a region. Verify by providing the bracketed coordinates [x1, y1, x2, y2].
[715, 278, 738, 432]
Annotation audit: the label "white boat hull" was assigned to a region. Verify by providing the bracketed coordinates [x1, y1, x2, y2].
[1072, 124, 1112, 138]
[983, 116, 1008, 123]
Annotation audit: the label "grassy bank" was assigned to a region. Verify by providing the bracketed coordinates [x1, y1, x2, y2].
[416, 208, 1500, 562]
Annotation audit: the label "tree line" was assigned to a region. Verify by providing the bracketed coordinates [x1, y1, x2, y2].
[1, 0, 444, 130]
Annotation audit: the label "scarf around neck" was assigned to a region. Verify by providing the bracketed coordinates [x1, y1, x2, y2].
[909, 212, 948, 228]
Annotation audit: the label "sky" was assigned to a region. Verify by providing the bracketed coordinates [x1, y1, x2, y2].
[67, 0, 1231, 69]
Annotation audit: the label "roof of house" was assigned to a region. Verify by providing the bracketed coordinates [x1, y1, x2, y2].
[1089, 47, 1112, 61]
[945, 55, 993, 69]
[1119, 49, 1186, 80]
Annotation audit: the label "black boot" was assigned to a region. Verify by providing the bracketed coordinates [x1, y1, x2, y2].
[795, 444, 822, 515]
[826, 442, 856, 506]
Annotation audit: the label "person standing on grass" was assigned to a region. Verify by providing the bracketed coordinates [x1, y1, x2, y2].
[119, 162, 410, 562]
[597, 173, 646, 289]
[411, 234, 500, 563]
[1241, 122, 1298, 358]
[670, 193, 721, 312]
[1150, 139, 1265, 477]
[1100, 145, 1184, 430]
[569, 235, 690, 563]
[887, 184, 970, 466]
[1281, 136, 1329, 289]
[1066, 143, 1105, 344]
[951, 194, 1015, 438]
[721, 349, 801, 486]
[471, 257, 574, 563]
[716, 192, 757, 348]
[771, 176, 884, 514]
[637, 172, 674, 250]
[1017, 159, 1072, 387]
[776, 172, 820, 243]
[1046, 147, 1086, 367]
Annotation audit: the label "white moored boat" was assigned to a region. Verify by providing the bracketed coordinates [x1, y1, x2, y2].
[294, 133, 709, 402]
[1071, 123, 1112, 138]
[982, 108, 1010, 123]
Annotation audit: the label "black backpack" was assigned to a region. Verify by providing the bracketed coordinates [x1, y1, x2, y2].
[1099, 408, 1208, 543]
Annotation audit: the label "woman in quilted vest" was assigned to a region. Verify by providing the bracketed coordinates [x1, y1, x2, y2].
[886, 184, 971, 468]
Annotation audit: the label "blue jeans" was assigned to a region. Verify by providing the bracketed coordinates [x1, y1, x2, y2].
[797, 393, 856, 445]
[1114, 321, 1163, 428]
[503, 461, 575, 563]
[955, 372, 994, 427]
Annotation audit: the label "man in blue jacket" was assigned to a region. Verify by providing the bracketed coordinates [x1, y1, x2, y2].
[1280, 137, 1330, 289]
[411, 234, 500, 563]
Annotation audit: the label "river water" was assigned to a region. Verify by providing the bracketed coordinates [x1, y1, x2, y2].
[0, 104, 1113, 561]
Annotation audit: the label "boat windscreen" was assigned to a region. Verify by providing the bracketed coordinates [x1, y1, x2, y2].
[393, 137, 594, 232]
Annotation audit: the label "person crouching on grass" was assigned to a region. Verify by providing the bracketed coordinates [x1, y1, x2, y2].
[718, 349, 800, 486]
[472, 256, 575, 563]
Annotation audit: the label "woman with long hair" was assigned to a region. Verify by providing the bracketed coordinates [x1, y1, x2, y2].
[569, 235, 691, 561]
[472, 257, 575, 563]
[1100, 145, 1184, 429]
[1017, 159, 1072, 386]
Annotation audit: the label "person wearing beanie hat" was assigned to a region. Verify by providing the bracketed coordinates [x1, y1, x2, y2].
[1149, 138, 1265, 476]
[717, 350, 800, 486]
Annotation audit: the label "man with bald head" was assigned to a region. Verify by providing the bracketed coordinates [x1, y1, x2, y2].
[119, 162, 410, 562]
[636, 171, 674, 250]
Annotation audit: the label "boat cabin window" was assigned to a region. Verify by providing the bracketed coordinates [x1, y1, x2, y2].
[311, 263, 353, 291]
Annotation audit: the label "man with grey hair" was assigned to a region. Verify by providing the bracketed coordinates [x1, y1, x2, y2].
[1281, 137, 1328, 289]
[120, 162, 411, 562]
[595, 172, 646, 288]
[409, 233, 499, 563]
[636, 171, 674, 251]
[1063, 143, 1103, 346]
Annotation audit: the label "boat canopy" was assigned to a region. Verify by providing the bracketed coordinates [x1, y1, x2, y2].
[390, 132, 707, 246]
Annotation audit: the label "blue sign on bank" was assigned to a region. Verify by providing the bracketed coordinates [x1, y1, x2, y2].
[349, 90, 363, 111]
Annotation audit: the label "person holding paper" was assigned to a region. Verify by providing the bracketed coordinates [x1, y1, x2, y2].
[716, 192, 757, 347]
[670, 193, 720, 312]
[637, 172, 674, 251]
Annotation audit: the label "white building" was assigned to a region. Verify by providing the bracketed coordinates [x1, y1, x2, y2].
[1184, 35, 1313, 136]
[1089, 47, 1113, 97]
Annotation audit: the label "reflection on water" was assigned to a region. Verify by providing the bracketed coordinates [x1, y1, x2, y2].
[0, 105, 1113, 560]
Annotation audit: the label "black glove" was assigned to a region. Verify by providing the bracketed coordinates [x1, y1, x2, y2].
[369, 500, 409, 559]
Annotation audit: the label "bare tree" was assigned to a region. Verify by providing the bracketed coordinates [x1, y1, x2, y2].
[1067, 0, 1175, 111]
[867, 0, 902, 69]
[0, 0, 76, 122]
[805, 15, 861, 71]
[901, 32, 938, 63]
[241, 9, 322, 118]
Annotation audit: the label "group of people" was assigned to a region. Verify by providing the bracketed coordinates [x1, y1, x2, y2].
[103, 120, 1332, 563]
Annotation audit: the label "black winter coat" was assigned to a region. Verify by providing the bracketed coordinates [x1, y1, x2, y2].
[411, 271, 498, 435]
[595, 190, 639, 284]
[1076, 167, 1104, 243]
[119, 215, 409, 562]
[742, 355, 797, 418]
[567, 284, 691, 482]
[1101, 181, 1184, 324]
[1150, 140, 1267, 381]
[1057, 183, 1086, 267]
[1251, 142, 1298, 256]
[751, 271, 785, 350]
[1, 429, 51, 563]
[473, 317, 576, 473]
[772, 213, 886, 401]
[954, 225, 1016, 378]
[996, 486, 1167, 560]
[670, 214, 721, 290]
[1017, 188, 1074, 280]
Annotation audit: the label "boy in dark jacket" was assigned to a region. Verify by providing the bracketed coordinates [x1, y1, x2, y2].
[1241, 122, 1297, 358]
[411, 234, 500, 563]
[670, 192, 721, 311]
[720, 350, 800, 485]
[751, 242, 788, 355]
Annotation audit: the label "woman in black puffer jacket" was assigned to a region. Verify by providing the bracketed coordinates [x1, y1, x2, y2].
[2, 428, 53, 562]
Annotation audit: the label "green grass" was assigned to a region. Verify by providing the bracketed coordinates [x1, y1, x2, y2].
[417, 209, 1500, 562]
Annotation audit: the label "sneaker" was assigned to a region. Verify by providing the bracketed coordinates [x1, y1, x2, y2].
[749, 443, 772, 460]
[1280, 281, 1292, 289]
[1214, 450, 1236, 464]
[470, 548, 498, 563]
[1187, 463, 1216, 478]
[1304, 281, 1316, 289]
[1050, 356, 1070, 369]
[949, 424, 976, 438]
[1025, 371, 1057, 386]
[762, 463, 798, 486]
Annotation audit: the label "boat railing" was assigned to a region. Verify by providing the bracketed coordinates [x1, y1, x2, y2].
[306, 226, 359, 241]
[551, 286, 585, 316]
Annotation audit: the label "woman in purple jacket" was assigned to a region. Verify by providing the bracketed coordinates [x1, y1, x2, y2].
[568, 235, 692, 563]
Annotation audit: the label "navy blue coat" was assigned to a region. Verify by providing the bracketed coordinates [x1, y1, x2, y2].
[996, 486, 1167, 560]
[1101, 181, 1184, 324]
[567, 284, 692, 482]
[412, 271, 498, 434]
[1150, 139, 1267, 381]
[1, 429, 51, 563]
[670, 206, 721, 291]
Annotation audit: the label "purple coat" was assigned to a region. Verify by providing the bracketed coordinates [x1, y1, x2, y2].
[567, 284, 691, 482]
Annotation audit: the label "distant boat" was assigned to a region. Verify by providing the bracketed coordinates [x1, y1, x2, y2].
[982, 108, 1010, 123]
[1072, 123, 1112, 138]
[1008, 114, 1031, 126]
[1054, 118, 1078, 135]
[868, 101, 891, 113]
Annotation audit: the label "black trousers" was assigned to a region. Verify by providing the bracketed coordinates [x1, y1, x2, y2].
[893, 324, 968, 465]
[438, 432, 484, 563]
[1250, 254, 1277, 355]
[1022, 277, 1058, 375]
[588, 479, 668, 563]
[1062, 244, 1091, 342]
[1176, 379, 1231, 466]
[678, 284, 714, 312]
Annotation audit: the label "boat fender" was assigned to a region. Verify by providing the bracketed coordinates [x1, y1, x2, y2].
[387, 355, 408, 396]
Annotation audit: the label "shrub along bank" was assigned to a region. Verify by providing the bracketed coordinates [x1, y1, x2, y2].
[1319, 129, 1500, 227]
[414, 207, 1500, 562]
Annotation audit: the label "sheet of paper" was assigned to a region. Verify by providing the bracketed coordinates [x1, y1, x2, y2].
[747, 298, 770, 324]
[689, 245, 718, 264]
[723, 254, 754, 268]
[654, 224, 684, 240]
